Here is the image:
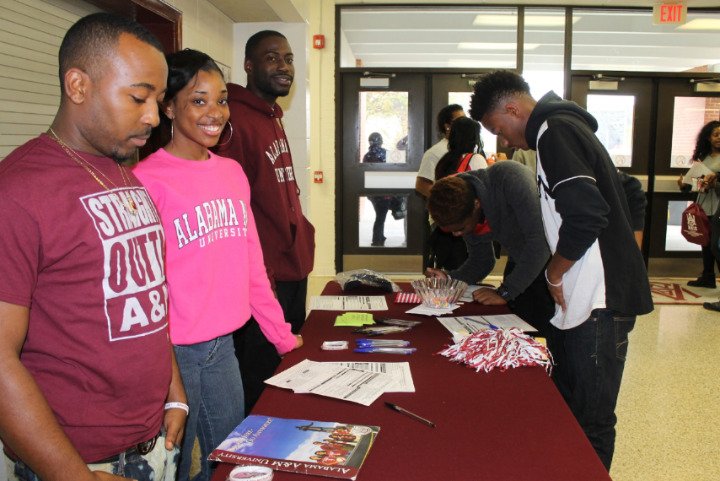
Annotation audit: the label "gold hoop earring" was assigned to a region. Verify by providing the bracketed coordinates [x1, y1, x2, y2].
[216, 121, 234, 147]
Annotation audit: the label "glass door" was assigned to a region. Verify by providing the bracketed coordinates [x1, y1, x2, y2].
[431, 74, 502, 158]
[652, 78, 720, 262]
[569, 74, 720, 268]
[340, 73, 426, 273]
[338, 72, 490, 273]
[570, 75, 653, 262]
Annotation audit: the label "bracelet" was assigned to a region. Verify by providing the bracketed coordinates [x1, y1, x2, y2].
[544, 269, 562, 287]
[164, 402, 189, 415]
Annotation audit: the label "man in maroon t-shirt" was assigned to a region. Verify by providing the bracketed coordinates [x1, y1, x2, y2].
[0, 13, 186, 481]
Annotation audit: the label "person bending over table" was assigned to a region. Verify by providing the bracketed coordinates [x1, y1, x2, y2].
[424, 162, 555, 339]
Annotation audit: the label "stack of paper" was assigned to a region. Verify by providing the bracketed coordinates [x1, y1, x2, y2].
[265, 359, 415, 406]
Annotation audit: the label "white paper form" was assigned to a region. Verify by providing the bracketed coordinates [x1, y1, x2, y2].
[682, 160, 713, 187]
[264, 359, 396, 406]
[331, 362, 415, 393]
[438, 314, 537, 342]
[404, 304, 459, 316]
[309, 296, 389, 311]
[459, 284, 500, 302]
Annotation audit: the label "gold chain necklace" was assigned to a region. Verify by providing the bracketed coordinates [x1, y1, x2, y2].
[48, 128, 138, 215]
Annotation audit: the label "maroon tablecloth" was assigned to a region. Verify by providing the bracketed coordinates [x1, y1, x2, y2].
[212, 281, 610, 481]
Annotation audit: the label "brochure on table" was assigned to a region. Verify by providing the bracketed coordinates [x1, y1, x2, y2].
[209, 415, 379, 480]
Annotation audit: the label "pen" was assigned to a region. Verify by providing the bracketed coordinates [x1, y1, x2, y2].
[465, 316, 498, 330]
[356, 339, 410, 347]
[354, 347, 416, 354]
[385, 402, 436, 428]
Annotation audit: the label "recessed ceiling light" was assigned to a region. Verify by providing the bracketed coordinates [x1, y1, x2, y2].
[458, 42, 539, 50]
[472, 14, 576, 27]
[677, 19, 720, 31]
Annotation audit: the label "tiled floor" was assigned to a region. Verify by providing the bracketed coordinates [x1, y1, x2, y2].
[610, 298, 720, 481]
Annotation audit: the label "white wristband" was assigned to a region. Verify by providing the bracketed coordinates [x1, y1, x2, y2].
[164, 402, 189, 415]
[544, 269, 562, 287]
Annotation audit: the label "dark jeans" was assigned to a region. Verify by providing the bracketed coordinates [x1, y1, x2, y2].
[550, 309, 635, 472]
[700, 243, 720, 278]
[234, 278, 307, 414]
[428, 227, 468, 271]
[369, 196, 390, 245]
[276, 278, 309, 334]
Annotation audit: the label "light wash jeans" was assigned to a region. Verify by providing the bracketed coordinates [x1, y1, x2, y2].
[5, 431, 179, 481]
[174, 334, 245, 481]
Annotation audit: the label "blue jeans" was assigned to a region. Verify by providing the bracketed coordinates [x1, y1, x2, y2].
[174, 334, 245, 481]
[550, 309, 635, 472]
[5, 431, 179, 481]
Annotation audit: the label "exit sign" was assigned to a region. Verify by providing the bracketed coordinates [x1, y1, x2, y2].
[653, 4, 687, 25]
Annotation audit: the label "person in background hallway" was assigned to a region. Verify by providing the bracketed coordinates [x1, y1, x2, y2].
[214, 30, 315, 414]
[434, 116, 488, 179]
[416, 104, 466, 270]
[677, 120, 720, 288]
[363, 132, 390, 246]
[618, 171, 647, 248]
[470, 70, 653, 471]
[425, 163, 555, 339]
[363, 131, 386, 163]
[0, 13, 186, 481]
[133, 49, 303, 481]
[426, 116, 488, 269]
[415, 104, 465, 198]
[512, 148, 537, 172]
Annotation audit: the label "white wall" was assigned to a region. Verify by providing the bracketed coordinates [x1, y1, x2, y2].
[307, 0, 338, 293]
[0, 0, 102, 160]
[164, 0, 234, 72]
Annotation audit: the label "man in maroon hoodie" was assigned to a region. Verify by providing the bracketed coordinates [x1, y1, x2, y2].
[215, 30, 315, 413]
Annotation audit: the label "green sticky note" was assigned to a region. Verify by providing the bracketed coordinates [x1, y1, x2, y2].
[334, 312, 375, 327]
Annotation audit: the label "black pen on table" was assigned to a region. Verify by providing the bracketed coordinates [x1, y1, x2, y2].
[385, 402, 436, 428]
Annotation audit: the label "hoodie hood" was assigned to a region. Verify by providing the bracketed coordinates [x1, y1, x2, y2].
[525, 91, 598, 150]
[226, 82, 284, 120]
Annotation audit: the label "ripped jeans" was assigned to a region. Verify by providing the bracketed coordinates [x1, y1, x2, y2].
[550, 309, 635, 472]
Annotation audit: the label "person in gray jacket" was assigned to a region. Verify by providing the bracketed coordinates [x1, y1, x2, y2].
[425, 161, 555, 338]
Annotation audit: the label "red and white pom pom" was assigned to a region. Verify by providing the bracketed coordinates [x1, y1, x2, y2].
[438, 328, 553, 374]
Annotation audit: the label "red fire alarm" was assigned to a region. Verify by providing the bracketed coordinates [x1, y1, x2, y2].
[313, 35, 325, 49]
[313, 171, 324, 183]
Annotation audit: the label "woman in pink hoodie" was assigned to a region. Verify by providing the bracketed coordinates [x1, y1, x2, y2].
[133, 49, 302, 481]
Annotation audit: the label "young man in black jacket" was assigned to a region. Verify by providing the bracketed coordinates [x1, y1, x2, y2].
[469, 70, 653, 471]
